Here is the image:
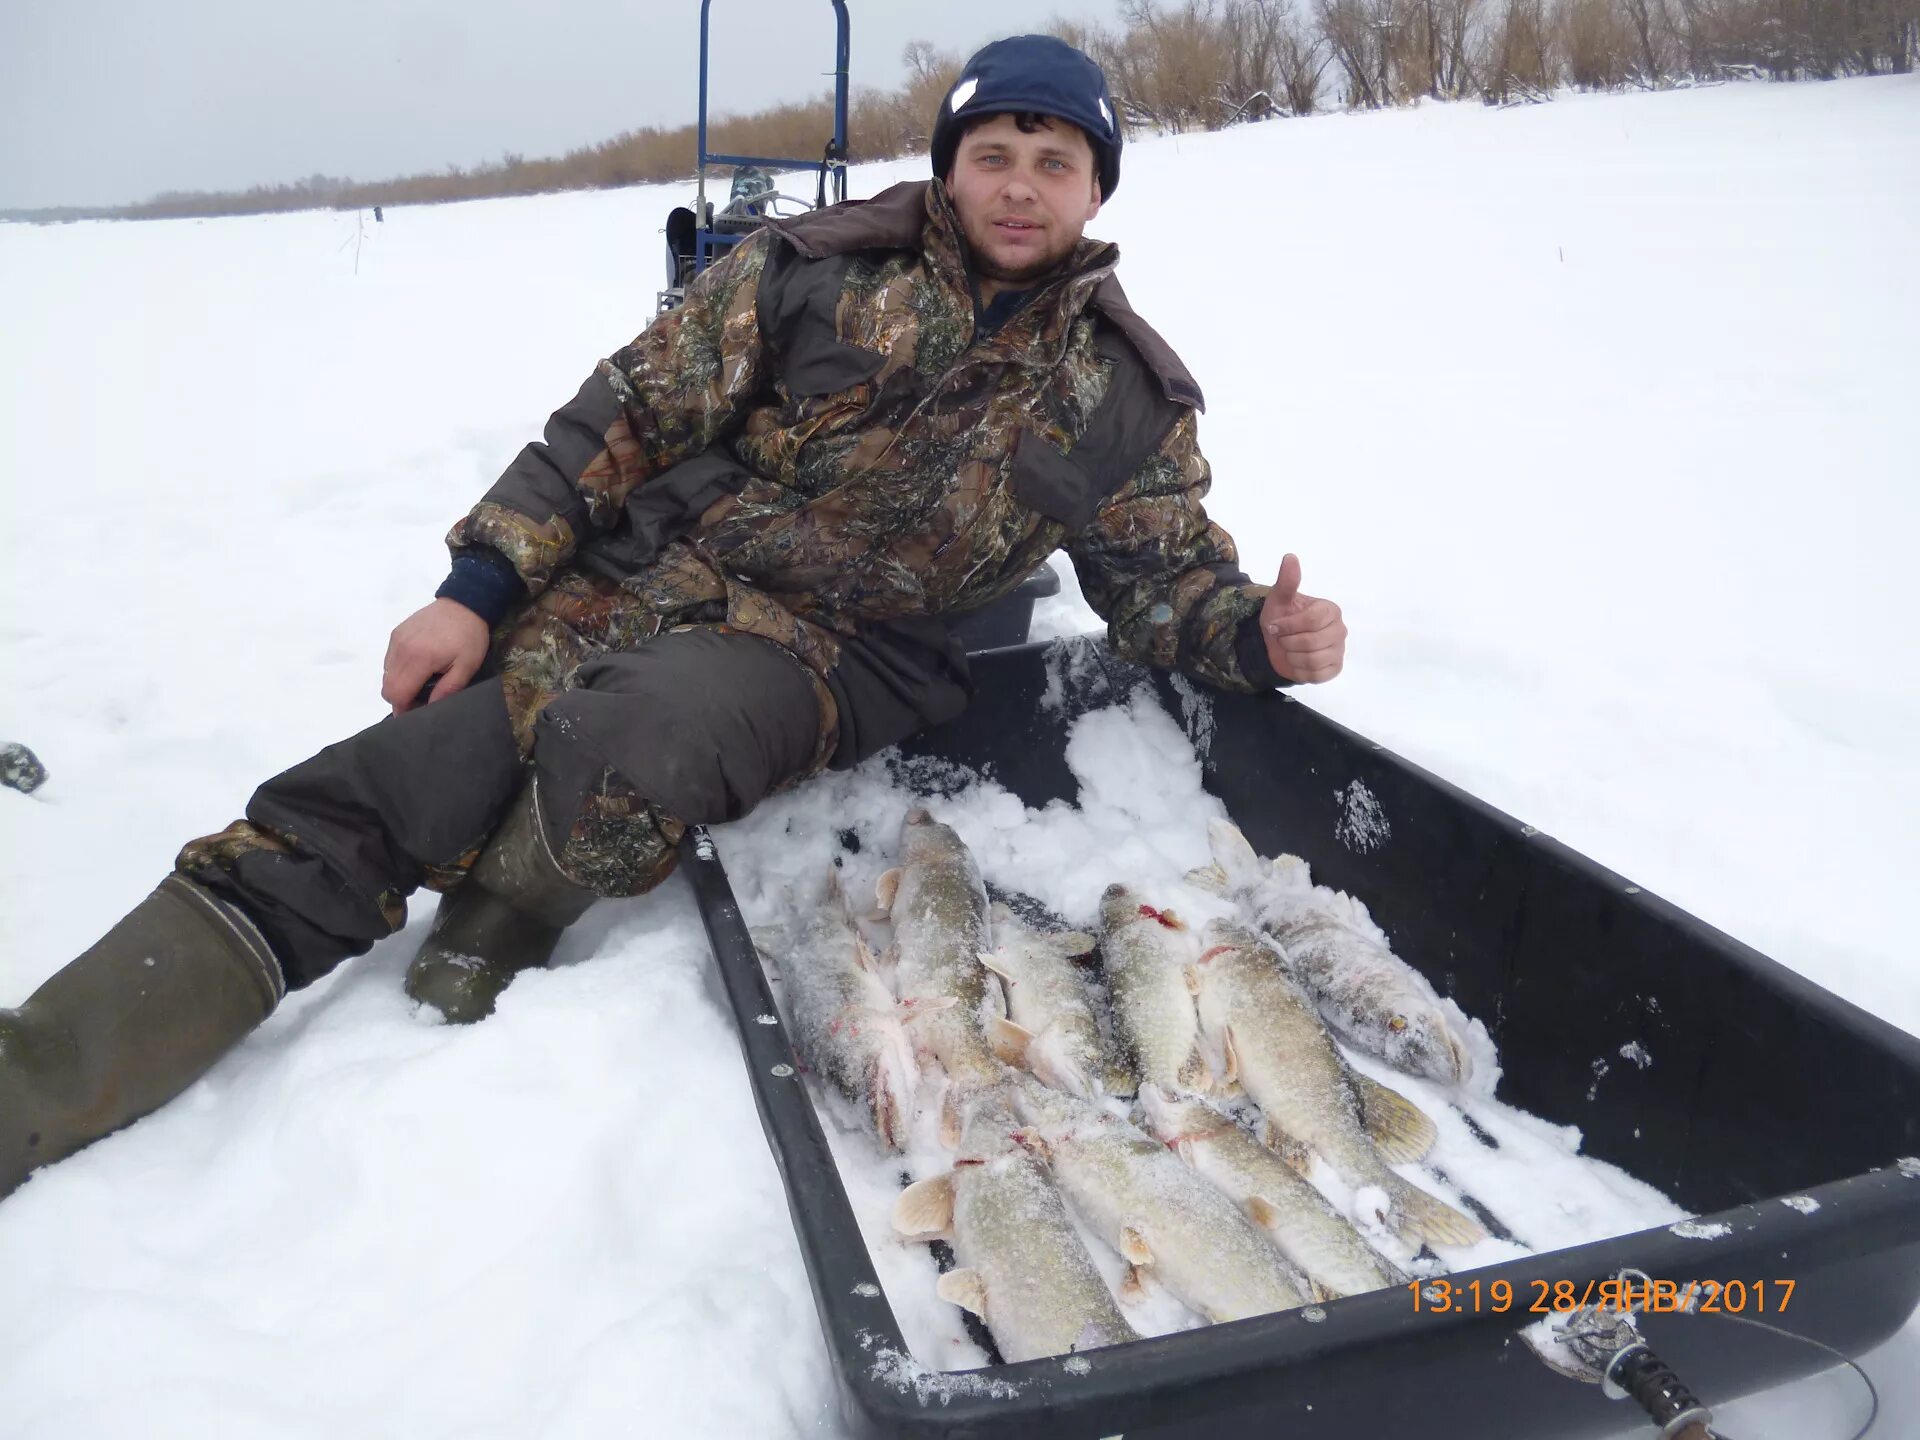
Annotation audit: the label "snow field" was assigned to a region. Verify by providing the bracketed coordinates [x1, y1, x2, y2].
[2, 73, 1916, 1437]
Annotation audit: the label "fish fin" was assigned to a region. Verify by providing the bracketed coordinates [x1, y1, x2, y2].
[892, 1174, 955, 1237]
[852, 932, 880, 974]
[988, 901, 1017, 928]
[1220, 1029, 1241, 1088]
[1183, 862, 1229, 895]
[939, 1086, 963, 1149]
[935, 1267, 989, 1317]
[1048, 930, 1097, 956]
[1119, 1225, 1154, 1266]
[989, 1016, 1035, 1068]
[1205, 817, 1263, 884]
[1177, 1045, 1214, 1095]
[1008, 1127, 1053, 1164]
[1104, 1058, 1138, 1099]
[897, 995, 958, 1027]
[1245, 1195, 1280, 1231]
[1310, 1278, 1344, 1304]
[1264, 1123, 1315, 1176]
[1158, 908, 1188, 931]
[1350, 1069, 1438, 1163]
[977, 949, 1014, 981]
[873, 868, 902, 919]
[1384, 1178, 1487, 1249]
[880, 941, 901, 970]
[1183, 964, 1202, 997]
[1119, 1263, 1149, 1304]
[869, 1055, 907, 1152]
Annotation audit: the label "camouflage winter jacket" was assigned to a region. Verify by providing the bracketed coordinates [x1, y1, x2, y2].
[445, 179, 1279, 763]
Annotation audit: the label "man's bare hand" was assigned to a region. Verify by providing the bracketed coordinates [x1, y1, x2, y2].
[382, 599, 491, 713]
[1260, 553, 1346, 684]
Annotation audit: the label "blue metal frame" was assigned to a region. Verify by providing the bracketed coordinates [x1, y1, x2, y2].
[695, 0, 850, 273]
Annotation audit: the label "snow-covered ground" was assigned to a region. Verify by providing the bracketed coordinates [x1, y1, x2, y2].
[3, 74, 1916, 1438]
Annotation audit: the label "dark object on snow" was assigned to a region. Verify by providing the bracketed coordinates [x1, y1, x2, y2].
[373, 205, 383, 223]
[683, 637, 1920, 1439]
[404, 782, 596, 1024]
[1, 742, 47, 794]
[948, 566, 1061, 654]
[0, 875, 285, 1199]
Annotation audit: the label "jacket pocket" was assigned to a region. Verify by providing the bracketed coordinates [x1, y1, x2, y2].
[1009, 428, 1103, 532]
[784, 331, 886, 398]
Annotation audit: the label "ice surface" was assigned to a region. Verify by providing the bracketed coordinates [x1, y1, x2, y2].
[3, 72, 1917, 1438]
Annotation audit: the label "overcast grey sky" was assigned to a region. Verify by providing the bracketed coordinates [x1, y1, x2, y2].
[0, 0, 1127, 210]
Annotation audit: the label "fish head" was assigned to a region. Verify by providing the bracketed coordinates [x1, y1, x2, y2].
[898, 806, 967, 864]
[1102, 884, 1187, 936]
[1195, 919, 1267, 976]
[1380, 1008, 1473, 1087]
[1098, 883, 1139, 932]
[1135, 1082, 1211, 1143]
[953, 1091, 1024, 1163]
[1007, 1072, 1089, 1138]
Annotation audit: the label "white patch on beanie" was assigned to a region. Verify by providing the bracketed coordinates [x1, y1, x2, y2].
[949, 76, 979, 112]
[1098, 97, 1112, 130]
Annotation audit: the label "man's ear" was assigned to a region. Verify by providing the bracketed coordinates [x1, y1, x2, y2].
[1085, 183, 1102, 224]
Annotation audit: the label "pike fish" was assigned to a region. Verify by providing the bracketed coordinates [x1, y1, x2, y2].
[1100, 883, 1209, 1097]
[1189, 920, 1485, 1249]
[1010, 1080, 1313, 1324]
[876, 808, 1005, 1112]
[1198, 819, 1475, 1088]
[978, 903, 1115, 1098]
[1139, 1085, 1411, 1301]
[894, 1091, 1140, 1362]
[769, 870, 943, 1152]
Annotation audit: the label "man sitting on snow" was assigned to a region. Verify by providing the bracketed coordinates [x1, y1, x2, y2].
[0, 35, 1345, 1198]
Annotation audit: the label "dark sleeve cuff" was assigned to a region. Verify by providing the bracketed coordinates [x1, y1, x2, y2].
[435, 547, 528, 627]
[1234, 612, 1289, 691]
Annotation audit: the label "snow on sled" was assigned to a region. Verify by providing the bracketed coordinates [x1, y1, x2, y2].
[679, 634, 1920, 1439]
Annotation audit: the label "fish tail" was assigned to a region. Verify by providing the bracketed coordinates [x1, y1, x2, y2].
[1350, 1069, 1438, 1163]
[1385, 1176, 1486, 1249]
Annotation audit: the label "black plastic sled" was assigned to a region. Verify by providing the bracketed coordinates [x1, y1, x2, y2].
[680, 637, 1920, 1439]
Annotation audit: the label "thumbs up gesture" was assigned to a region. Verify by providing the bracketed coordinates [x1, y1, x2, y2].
[1259, 553, 1346, 684]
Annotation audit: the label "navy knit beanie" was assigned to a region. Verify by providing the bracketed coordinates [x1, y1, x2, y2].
[930, 35, 1123, 200]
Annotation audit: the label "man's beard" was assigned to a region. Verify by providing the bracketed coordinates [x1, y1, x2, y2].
[969, 223, 1076, 287]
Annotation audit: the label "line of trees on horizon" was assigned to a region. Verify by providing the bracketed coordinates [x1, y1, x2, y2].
[9, 0, 1913, 225]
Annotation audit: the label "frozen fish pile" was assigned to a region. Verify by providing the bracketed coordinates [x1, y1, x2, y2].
[753, 807, 1489, 1365]
[725, 689, 1686, 1373]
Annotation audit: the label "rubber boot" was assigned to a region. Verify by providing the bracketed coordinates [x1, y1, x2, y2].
[404, 781, 595, 1024]
[0, 874, 285, 1200]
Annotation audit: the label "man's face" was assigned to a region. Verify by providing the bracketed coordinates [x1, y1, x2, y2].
[945, 112, 1103, 289]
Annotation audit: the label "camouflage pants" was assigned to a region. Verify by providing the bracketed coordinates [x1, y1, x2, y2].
[177, 570, 835, 990]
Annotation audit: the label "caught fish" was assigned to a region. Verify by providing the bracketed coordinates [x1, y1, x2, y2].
[1010, 1080, 1312, 1324]
[1138, 1085, 1411, 1301]
[894, 1091, 1139, 1362]
[875, 809, 1004, 1117]
[1197, 819, 1476, 1088]
[1189, 920, 1485, 1249]
[768, 870, 946, 1152]
[978, 903, 1111, 1098]
[1101, 884, 1209, 1097]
